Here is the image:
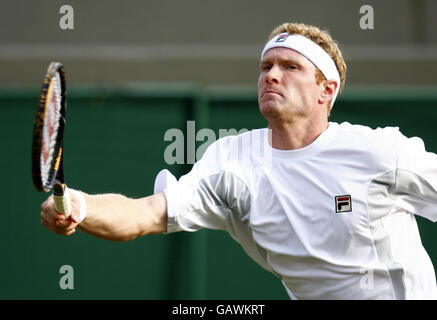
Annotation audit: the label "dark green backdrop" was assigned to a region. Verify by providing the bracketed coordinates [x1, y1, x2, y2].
[1, 84, 436, 299]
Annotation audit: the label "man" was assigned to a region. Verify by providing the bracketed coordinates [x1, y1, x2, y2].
[40, 22, 437, 299]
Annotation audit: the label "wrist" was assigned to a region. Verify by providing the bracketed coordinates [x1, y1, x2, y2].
[68, 188, 87, 224]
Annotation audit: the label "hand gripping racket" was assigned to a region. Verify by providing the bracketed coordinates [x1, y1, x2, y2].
[32, 62, 72, 218]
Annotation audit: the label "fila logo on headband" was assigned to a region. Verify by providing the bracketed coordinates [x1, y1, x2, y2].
[335, 195, 352, 213]
[276, 34, 289, 43]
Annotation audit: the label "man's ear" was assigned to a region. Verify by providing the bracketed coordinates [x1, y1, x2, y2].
[319, 80, 338, 105]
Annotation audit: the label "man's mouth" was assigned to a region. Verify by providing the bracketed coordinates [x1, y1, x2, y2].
[264, 90, 282, 97]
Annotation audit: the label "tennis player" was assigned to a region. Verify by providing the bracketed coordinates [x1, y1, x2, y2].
[40, 22, 437, 300]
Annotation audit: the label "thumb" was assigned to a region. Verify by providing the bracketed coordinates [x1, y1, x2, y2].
[69, 212, 79, 224]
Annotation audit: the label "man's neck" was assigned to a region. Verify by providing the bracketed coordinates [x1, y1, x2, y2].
[267, 116, 329, 150]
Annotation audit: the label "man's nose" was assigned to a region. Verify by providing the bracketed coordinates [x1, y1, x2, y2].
[265, 66, 280, 84]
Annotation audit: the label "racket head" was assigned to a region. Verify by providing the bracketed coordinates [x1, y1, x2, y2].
[32, 62, 67, 193]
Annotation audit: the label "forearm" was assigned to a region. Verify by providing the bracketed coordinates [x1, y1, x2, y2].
[77, 192, 167, 242]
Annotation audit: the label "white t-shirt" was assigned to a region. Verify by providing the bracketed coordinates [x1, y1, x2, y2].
[154, 122, 437, 300]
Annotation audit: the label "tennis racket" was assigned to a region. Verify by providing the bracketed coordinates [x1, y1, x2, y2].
[32, 62, 72, 218]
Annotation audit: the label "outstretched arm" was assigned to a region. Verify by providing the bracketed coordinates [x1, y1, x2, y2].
[40, 192, 168, 241]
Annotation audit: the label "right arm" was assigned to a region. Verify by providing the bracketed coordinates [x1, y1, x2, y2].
[40, 191, 168, 241]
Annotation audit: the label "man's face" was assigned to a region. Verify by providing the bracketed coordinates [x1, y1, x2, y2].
[258, 47, 322, 121]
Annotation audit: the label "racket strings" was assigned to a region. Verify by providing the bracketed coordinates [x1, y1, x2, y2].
[41, 72, 62, 186]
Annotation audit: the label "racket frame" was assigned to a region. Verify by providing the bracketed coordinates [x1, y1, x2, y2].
[32, 62, 67, 193]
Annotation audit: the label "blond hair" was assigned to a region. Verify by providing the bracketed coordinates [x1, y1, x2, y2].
[268, 23, 347, 112]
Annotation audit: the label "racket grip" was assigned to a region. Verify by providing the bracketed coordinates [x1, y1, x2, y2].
[53, 183, 72, 218]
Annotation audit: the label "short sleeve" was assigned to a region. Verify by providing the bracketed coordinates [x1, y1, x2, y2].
[154, 138, 252, 234]
[393, 131, 437, 222]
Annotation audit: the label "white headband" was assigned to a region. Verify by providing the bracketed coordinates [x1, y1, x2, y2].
[261, 33, 340, 109]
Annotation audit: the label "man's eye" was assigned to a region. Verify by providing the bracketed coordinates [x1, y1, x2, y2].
[263, 66, 272, 71]
[288, 65, 297, 70]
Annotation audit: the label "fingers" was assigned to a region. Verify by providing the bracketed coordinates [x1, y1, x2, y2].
[41, 196, 66, 218]
[40, 195, 77, 236]
[41, 215, 76, 236]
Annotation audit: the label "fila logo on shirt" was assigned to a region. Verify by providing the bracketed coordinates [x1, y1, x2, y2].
[335, 195, 352, 213]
